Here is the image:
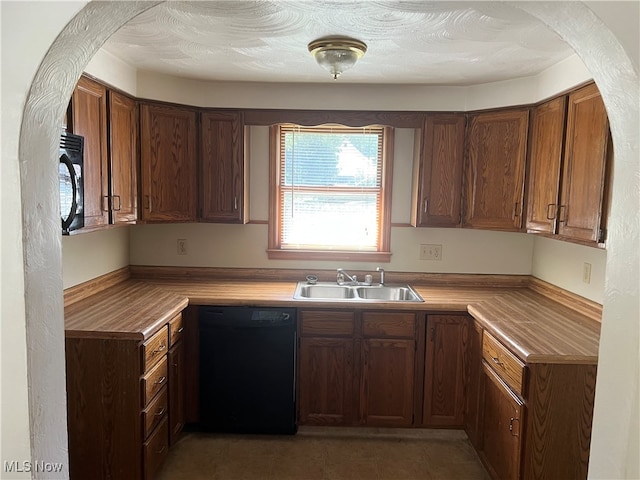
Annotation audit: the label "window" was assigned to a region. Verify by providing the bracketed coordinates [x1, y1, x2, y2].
[268, 124, 393, 261]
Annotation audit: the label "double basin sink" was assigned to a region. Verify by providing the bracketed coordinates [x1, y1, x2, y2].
[293, 281, 424, 303]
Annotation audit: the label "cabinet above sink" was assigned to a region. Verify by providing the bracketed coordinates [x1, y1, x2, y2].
[293, 282, 424, 302]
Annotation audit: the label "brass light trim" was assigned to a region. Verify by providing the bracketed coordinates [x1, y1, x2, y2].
[308, 36, 368, 80]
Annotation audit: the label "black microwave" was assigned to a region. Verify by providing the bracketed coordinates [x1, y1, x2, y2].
[59, 131, 84, 234]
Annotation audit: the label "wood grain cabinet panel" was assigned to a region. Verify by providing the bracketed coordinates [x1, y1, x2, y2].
[70, 75, 110, 228]
[413, 114, 466, 227]
[423, 315, 468, 427]
[140, 103, 198, 222]
[200, 110, 248, 223]
[108, 90, 138, 224]
[463, 108, 529, 231]
[168, 340, 186, 445]
[526, 96, 567, 234]
[558, 83, 610, 243]
[464, 319, 483, 449]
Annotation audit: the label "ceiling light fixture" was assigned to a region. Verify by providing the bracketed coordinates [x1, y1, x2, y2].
[308, 36, 367, 80]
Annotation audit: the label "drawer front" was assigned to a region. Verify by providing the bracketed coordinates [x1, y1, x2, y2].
[169, 313, 184, 347]
[144, 417, 169, 480]
[143, 386, 168, 439]
[482, 331, 525, 395]
[362, 312, 416, 338]
[143, 326, 169, 371]
[142, 355, 168, 406]
[300, 310, 355, 337]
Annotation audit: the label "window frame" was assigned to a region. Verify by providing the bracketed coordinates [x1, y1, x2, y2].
[267, 123, 394, 262]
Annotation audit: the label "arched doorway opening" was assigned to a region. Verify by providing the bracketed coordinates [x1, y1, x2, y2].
[17, 2, 638, 477]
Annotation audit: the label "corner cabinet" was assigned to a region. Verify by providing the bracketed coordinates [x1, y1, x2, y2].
[200, 110, 248, 223]
[412, 114, 466, 227]
[139, 103, 198, 222]
[526, 82, 611, 245]
[463, 108, 529, 231]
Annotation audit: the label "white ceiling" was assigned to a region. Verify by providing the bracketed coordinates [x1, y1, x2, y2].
[102, 1, 576, 85]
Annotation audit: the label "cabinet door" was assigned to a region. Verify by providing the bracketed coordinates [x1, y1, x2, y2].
[140, 103, 197, 221]
[168, 340, 185, 446]
[361, 338, 415, 427]
[108, 90, 138, 224]
[414, 114, 466, 227]
[71, 75, 109, 228]
[464, 319, 483, 449]
[558, 83, 610, 242]
[423, 315, 467, 427]
[526, 96, 567, 234]
[298, 337, 355, 426]
[464, 109, 529, 231]
[480, 363, 524, 480]
[200, 111, 247, 223]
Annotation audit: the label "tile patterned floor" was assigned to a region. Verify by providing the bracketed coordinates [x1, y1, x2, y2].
[156, 427, 490, 480]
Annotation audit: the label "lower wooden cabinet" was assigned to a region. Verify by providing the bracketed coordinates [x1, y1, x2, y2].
[168, 340, 186, 445]
[463, 319, 483, 448]
[423, 314, 468, 427]
[297, 309, 417, 427]
[479, 362, 524, 480]
[65, 312, 184, 480]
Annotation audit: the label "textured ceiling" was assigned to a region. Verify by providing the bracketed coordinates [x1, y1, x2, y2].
[102, 1, 576, 85]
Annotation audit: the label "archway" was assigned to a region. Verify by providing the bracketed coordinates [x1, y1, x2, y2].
[17, 2, 638, 477]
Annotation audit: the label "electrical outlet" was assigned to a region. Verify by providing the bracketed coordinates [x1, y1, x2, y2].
[420, 244, 442, 261]
[177, 239, 188, 255]
[582, 262, 592, 284]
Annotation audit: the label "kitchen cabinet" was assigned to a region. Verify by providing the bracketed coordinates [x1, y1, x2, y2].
[140, 102, 198, 222]
[475, 329, 597, 480]
[526, 82, 611, 245]
[200, 110, 248, 223]
[463, 108, 529, 231]
[69, 76, 139, 228]
[297, 310, 356, 426]
[412, 114, 466, 227]
[463, 319, 483, 448]
[70, 75, 110, 228]
[557, 83, 610, 243]
[480, 362, 524, 480]
[66, 313, 184, 480]
[108, 90, 138, 224]
[423, 314, 468, 427]
[361, 312, 417, 427]
[297, 309, 418, 427]
[168, 313, 185, 445]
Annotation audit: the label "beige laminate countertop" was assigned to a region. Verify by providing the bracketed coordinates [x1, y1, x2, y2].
[64, 277, 601, 365]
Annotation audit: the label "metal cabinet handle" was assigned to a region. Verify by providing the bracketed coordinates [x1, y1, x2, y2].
[509, 417, 520, 436]
[113, 195, 121, 211]
[144, 195, 151, 210]
[491, 356, 504, 367]
[152, 344, 166, 355]
[234, 196, 238, 210]
[102, 195, 110, 212]
[558, 204, 567, 223]
[177, 327, 184, 333]
[155, 407, 166, 417]
[423, 199, 429, 214]
[154, 376, 166, 386]
[546, 203, 557, 220]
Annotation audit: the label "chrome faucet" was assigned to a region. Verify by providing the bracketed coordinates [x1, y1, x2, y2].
[376, 267, 385, 286]
[336, 268, 357, 285]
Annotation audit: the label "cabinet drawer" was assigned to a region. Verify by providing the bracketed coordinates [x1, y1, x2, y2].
[363, 312, 416, 338]
[169, 313, 184, 347]
[142, 386, 168, 439]
[144, 416, 169, 480]
[482, 331, 525, 395]
[300, 310, 355, 337]
[142, 326, 169, 371]
[142, 355, 168, 406]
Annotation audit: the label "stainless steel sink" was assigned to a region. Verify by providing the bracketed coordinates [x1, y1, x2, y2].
[293, 282, 423, 302]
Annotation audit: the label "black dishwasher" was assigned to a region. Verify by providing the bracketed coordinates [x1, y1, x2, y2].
[198, 306, 297, 434]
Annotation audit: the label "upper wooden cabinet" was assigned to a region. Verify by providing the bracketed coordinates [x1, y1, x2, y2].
[526, 82, 610, 245]
[526, 96, 567, 234]
[412, 114, 466, 227]
[140, 103, 198, 222]
[559, 83, 610, 243]
[200, 111, 248, 223]
[70, 76, 110, 228]
[108, 90, 138, 224]
[463, 108, 529, 231]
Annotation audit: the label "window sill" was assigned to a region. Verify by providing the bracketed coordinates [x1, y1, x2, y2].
[266, 249, 391, 263]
